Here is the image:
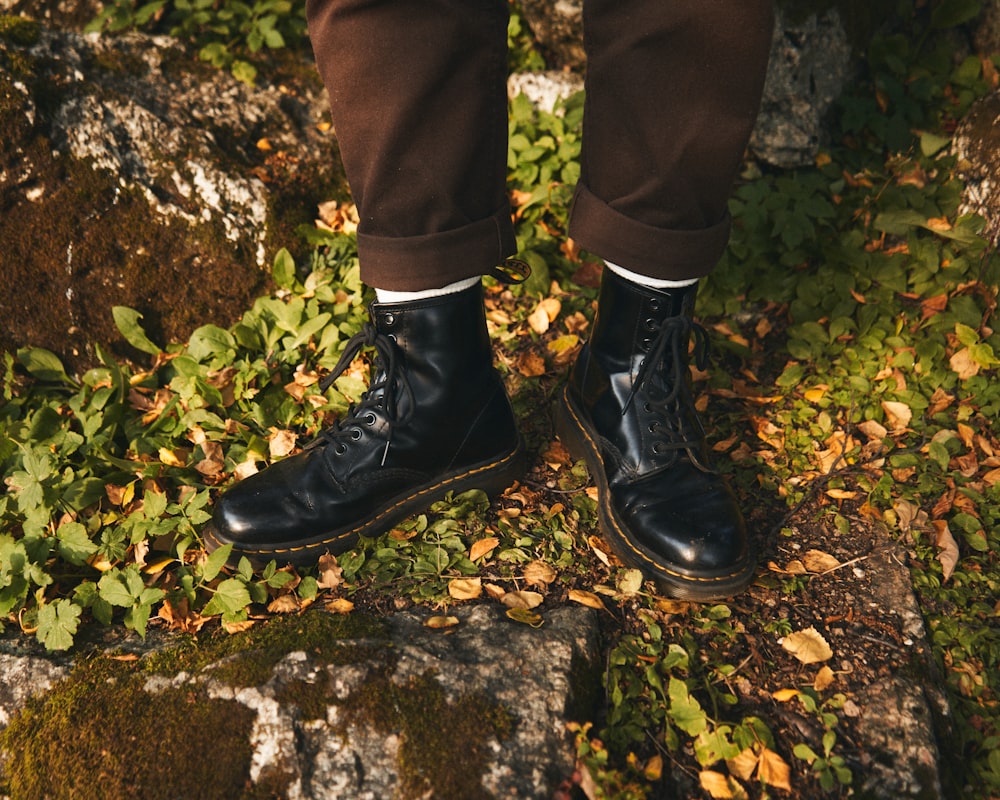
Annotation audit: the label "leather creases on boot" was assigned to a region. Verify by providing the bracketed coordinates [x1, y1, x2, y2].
[556, 270, 755, 600]
[205, 284, 526, 567]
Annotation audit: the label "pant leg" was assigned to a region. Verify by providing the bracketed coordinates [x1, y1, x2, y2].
[570, 0, 775, 281]
[305, 0, 515, 291]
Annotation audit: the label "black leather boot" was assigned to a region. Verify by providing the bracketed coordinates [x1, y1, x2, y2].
[205, 283, 525, 567]
[555, 270, 755, 600]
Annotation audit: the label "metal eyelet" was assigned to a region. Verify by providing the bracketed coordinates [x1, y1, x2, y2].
[382, 312, 395, 326]
[648, 298, 661, 312]
[335, 444, 348, 455]
[652, 442, 665, 455]
[363, 412, 377, 425]
[350, 428, 363, 441]
[644, 318, 657, 331]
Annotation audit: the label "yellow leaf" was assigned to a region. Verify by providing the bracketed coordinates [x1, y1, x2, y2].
[424, 615, 460, 629]
[757, 747, 792, 790]
[644, 754, 663, 781]
[222, 619, 255, 634]
[824, 488, 858, 500]
[523, 560, 557, 588]
[802, 549, 841, 573]
[568, 589, 606, 611]
[448, 577, 483, 600]
[655, 597, 692, 615]
[772, 688, 800, 702]
[814, 665, 836, 691]
[158, 447, 186, 467]
[782, 627, 833, 664]
[727, 748, 759, 781]
[501, 590, 543, 610]
[925, 216, 952, 232]
[469, 536, 499, 562]
[505, 607, 544, 627]
[325, 597, 354, 615]
[804, 386, 826, 403]
[699, 770, 734, 799]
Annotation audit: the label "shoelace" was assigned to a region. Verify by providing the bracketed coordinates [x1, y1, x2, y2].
[624, 314, 713, 470]
[310, 322, 414, 465]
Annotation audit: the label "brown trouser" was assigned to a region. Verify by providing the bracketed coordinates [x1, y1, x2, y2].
[305, 0, 775, 291]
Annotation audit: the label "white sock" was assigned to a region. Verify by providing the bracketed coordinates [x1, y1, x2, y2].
[605, 261, 699, 290]
[374, 276, 480, 303]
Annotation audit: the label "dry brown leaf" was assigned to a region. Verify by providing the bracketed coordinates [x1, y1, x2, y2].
[222, 619, 256, 634]
[268, 595, 300, 614]
[699, 770, 734, 799]
[857, 419, 889, 440]
[655, 597, 691, 615]
[501, 590, 543, 610]
[527, 304, 551, 335]
[523, 560, 557, 588]
[469, 537, 499, 562]
[587, 535, 611, 566]
[158, 447, 187, 467]
[268, 429, 297, 459]
[483, 582, 507, 601]
[326, 597, 355, 615]
[782, 627, 833, 664]
[932, 520, 960, 582]
[757, 747, 792, 791]
[814, 665, 836, 691]
[802, 549, 841, 573]
[516, 350, 546, 377]
[316, 554, 343, 590]
[233, 457, 259, 480]
[881, 400, 912, 431]
[617, 568, 644, 596]
[950, 347, 981, 380]
[926, 216, 953, 232]
[448, 577, 483, 600]
[505, 607, 544, 627]
[568, 589, 606, 611]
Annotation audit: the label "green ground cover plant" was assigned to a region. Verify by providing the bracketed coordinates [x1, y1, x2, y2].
[2, 0, 1000, 797]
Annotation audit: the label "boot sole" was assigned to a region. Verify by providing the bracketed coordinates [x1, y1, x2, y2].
[554, 385, 756, 601]
[203, 441, 527, 569]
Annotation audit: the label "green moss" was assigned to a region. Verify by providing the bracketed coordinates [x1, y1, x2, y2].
[0, 656, 256, 800]
[0, 15, 41, 46]
[144, 608, 390, 685]
[339, 669, 514, 800]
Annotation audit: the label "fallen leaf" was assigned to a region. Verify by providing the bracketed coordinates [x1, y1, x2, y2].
[932, 520, 959, 581]
[881, 400, 912, 431]
[926, 216, 952, 232]
[424, 615, 460, 629]
[448, 577, 482, 600]
[857, 419, 889, 440]
[528, 304, 551, 334]
[568, 589, 606, 611]
[814, 665, 836, 691]
[268, 595, 300, 614]
[523, 560, 557, 588]
[950, 347, 981, 380]
[233, 458, 259, 480]
[268, 429, 297, 459]
[727, 748, 759, 781]
[587, 535, 611, 566]
[516, 350, 546, 377]
[699, 770, 734, 799]
[757, 747, 792, 791]
[316, 554, 343, 590]
[772, 688, 800, 702]
[655, 597, 691, 615]
[326, 598, 354, 614]
[505, 607, 544, 627]
[470, 537, 499, 562]
[501, 590, 543, 610]
[802, 549, 841, 573]
[158, 447, 187, 467]
[617, 568, 644, 596]
[782, 627, 833, 664]
[644, 754, 663, 781]
[222, 619, 256, 634]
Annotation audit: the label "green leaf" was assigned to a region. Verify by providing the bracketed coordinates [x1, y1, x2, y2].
[930, 0, 982, 29]
[668, 678, 708, 736]
[56, 522, 98, 566]
[98, 570, 136, 607]
[17, 348, 73, 384]
[201, 543, 233, 583]
[112, 306, 163, 355]
[272, 247, 297, 289]
[36, 600, 82, 651]
[919, 131, 951, 157]
[202, 577, 252, 617]
[231, 59, 258, 85]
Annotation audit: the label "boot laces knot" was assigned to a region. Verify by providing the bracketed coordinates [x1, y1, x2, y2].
[312, 323, 414, 465]
[625, 315, 712, 470]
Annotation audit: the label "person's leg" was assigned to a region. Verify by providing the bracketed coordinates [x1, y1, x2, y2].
[206, 0, 523, 566]
[558, 0, 774, 600]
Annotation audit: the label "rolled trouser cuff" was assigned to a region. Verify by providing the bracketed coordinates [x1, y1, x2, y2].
[568, 184, 731, 281]
[358, 205, 517, 292]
